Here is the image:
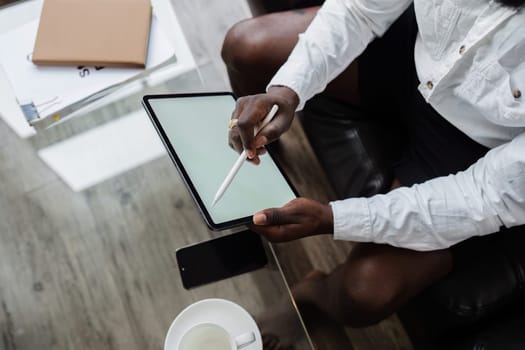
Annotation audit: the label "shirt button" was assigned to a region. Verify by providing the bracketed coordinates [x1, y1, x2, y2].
[426, 81, 434, 90]
[459, 45, 466, 55]
[513, 89, 522, 98]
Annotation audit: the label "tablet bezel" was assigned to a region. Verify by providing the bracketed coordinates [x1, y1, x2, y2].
[142, 92, 298, 231]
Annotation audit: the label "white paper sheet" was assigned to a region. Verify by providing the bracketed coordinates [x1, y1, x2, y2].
[0, 65, 36, 137]
[0, 16, 174, 119]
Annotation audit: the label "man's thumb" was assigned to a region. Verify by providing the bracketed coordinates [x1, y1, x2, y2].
[253, 212, 268, 225]
[253, 208, 290, 225]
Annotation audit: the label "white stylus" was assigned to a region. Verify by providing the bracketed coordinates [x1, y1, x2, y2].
[212, 104, 279, 207]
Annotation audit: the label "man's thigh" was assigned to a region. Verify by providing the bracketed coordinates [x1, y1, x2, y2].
[346, 243, 453, 298]
[340, 242, 453, 320]
[223, 7, 360, 104]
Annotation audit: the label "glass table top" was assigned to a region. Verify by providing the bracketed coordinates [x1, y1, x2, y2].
[0, 1, 314, 349]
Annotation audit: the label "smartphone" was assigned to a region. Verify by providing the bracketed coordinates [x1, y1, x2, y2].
[175, 229, 268, 289]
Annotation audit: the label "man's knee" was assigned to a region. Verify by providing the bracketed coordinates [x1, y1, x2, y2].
[221, 18, 274, 72]
[339, 257, 402, 327]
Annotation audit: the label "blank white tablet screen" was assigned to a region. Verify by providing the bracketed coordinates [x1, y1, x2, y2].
[149, 95, 296, 225]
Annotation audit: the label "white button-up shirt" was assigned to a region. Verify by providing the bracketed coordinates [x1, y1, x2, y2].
[269, 0, 525, 250]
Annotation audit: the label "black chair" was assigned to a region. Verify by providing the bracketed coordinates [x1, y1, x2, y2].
[300, 93, 525, 350]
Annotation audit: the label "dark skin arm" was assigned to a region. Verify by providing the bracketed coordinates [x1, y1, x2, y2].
[228, 86, 299, 164]
[249, 198, 334, 242]
[229, 87, 334, 242]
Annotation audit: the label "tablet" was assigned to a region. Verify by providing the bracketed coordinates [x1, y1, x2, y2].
[142, 92, 297, 230]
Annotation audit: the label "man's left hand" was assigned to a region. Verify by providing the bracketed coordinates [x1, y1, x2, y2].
[250, 198, 333, 242]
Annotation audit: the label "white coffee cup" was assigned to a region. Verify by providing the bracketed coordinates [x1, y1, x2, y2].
[177, 322, 256, 350]
[165, 299, 261, 350]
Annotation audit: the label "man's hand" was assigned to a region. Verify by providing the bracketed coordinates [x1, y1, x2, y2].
[250, 198, 333, 242]
[229, 86, 299, 165]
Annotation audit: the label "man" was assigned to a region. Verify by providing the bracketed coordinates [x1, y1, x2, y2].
[221, 0, 525, 332]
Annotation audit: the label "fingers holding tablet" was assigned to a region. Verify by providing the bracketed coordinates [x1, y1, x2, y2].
[250, 198, 333, 242]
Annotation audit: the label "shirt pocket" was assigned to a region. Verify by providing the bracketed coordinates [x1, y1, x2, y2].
[455, 59, 524, 128]
[415, 0, 461, 60]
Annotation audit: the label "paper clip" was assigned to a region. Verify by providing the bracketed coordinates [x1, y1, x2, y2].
[20, 102, 39, 122]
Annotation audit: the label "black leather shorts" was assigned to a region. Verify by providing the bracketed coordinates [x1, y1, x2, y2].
[358, 6, 490, 187]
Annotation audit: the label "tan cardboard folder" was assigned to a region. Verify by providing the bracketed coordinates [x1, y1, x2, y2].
[32, 0, 152, 68]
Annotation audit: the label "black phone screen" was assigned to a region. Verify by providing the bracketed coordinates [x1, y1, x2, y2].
[175, 230, 268, 289]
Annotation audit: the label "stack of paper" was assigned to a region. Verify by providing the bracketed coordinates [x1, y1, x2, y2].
[0, 14, 175, 124]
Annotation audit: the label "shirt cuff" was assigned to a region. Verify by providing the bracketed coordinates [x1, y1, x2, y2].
[267, 69, 309, 111]
[329, 198, 373, 242]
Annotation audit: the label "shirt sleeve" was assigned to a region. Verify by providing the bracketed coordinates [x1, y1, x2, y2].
[329, 131, 525, 251]
[268, 0, 413, 110]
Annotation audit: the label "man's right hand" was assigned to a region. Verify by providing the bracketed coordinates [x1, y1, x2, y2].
[228, 85, 299, 165]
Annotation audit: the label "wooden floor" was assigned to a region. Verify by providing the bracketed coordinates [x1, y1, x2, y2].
[0, 0, 413, 349]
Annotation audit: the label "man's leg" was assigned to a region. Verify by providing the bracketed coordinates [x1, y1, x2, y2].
[221, 7, 360, 105]
[292, 243, 453, 327]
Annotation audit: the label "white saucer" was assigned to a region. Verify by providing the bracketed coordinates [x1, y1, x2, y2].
[165, 298, 263, 350]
